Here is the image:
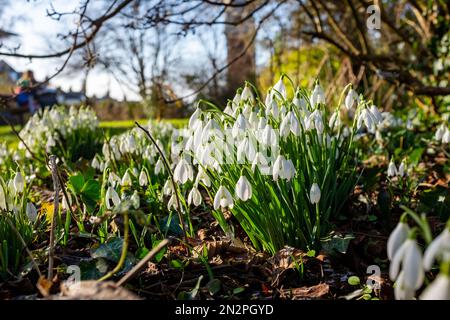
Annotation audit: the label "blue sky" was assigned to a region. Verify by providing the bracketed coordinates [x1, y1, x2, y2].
[1, 1, 274, 102]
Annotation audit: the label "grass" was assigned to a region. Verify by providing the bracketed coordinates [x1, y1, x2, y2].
[0, 119, 188, 148]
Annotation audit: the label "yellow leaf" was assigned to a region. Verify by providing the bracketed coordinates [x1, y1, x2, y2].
[40, 202, 55, 223]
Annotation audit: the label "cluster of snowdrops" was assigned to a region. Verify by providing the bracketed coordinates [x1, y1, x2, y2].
[0, 77, 449, 299]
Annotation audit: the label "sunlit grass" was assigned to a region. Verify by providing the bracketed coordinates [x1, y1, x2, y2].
[0, 119, 188, 148]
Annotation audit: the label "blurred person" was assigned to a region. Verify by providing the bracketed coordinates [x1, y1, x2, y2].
[14, 70, 40, 113]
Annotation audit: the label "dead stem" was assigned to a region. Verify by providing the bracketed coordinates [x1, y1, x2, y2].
[48, 155, 60, 280]
[135, 121, 187, 240]
[116, 238, 170, 287]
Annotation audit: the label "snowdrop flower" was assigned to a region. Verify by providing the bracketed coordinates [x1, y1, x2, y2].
[26, 202, 37, 222]
[174, 158, 194, 184]
[398, 161, 406, 177]
[423, 228, 450, 271]
[443, 127, 450, 144]
[195, 167, 211, 187]
[262, 125, 278, 146]
[329, 111, 341, 129]
[126, 135, 136, 153]
[167, 194, 179, 210]
[235, 176, 252, 201]
[394, 271, 416, 300]
[121, 171, 132, 187]
[369, 105, 383, 123]
[139, 169, 148, 187]
[267, 99, 279, 118]
[232, 92, 241, 107]
[344, 89, 359, 110]
[273, 78, 287, 99]
[280, 112, 301, 138]
[130, 190, 140, 209]
[91, 157, 100, 170]
[389, 239, 424, 293]
[46, 135, 56, 152]
[0, 184, 6, 210]
[309, 183, 321, 204]
[251, 152, 268, 172]
[189, 108, 201, 129]
[155, 159, 164, 175]
[420, 274, 450, 300]
[13, 172, 25, 194]
[387, 221, 410, 260]
[188, 186, 202, 206]
[105, 186, 121, 209]
[273, 155, 296, 181]
[435, 124, 445, 141]
[241, 85, 254, 102]
[237, 137, 256, 162]
[272, 155, 285, 181]
[293, 95, 308, 115]
[163, 180, 174, 196]
[213, 186, 234, 210]
[357, 109, 375, 132]
[232, 114, 249, 138]
[310, 84, 325, 107]
[387, 160, 397, 177]
[108, 172, 121, 186]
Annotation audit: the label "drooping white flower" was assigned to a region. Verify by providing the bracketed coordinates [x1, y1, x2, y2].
[443, 127, 450, 144]
[232, 114, 249, 138]
[309, 183, 321, 204]
[387, 221, 410, 260]
[273, 77, 287, 99]
[188, 186, 202, 206]
[389, 239, 424, 291]
[105, 186, 121, 209]
[163, 180, 174, 196]
[130, 190, 140, 209]
[310, 84, 325, 107]
[369, 105, 383, 123]
[26, 202, 37, 222]
[174, 158, 194, 184]
[126, 134, 136, 153]
[387, 160, 397, 177]
[329, 111, 341, 129]
[398, 161, 406, 177]
[241, 85, 254, 102]
[394, 271, 416, 300]
[344, 89, 359, 110]
[195, 167, 211, 187]
[213, 186, 234, 210]
[189, 108, 202, 129]
[13, 172, 25, 194]
[240, 137, 257, 163]
[155, 158, 164, 175]
[251, 152, 269, 172]
[108, 172, 121, 187]
[435, 124, 445, 141]
[272, 155, 286, 181]
[121, 170, 132, 187]
[167, 194, 179, 211]
[0, 184, 6, 210]
[91, 156, 100, 170]
[423, 228, 450, 271]
[420, 274, 450, 300]
[139, 169, 148, 187]
[235, 176, 252, 201]
[262, 124, 278, 146]
[293, 95, 308, 115]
